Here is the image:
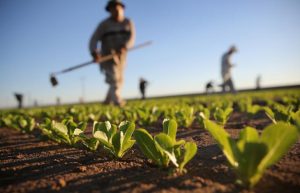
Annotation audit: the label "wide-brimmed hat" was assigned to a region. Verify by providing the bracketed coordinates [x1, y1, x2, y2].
[105, 0, 125, 12]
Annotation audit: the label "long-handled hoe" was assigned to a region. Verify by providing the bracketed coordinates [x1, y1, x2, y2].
[50, 41, 152, 87]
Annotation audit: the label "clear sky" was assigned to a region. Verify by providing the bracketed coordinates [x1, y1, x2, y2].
[0, 0, 299, 108]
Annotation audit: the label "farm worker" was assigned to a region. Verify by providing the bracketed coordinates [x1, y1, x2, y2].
[221, 45, 237, 93]
[89, 0, 135, 106]
[256, 75, 261, 90]
[14, 93, 23, 109]
[139, 78, 148, 100]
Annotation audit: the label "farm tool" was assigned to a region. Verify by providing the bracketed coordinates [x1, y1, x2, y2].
[50, 41, 152, 87]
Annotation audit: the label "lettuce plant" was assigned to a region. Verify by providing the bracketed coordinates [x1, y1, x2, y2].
[123, 108, 138, 123]
[1, 114, 35, 133]
[136, 107, 161, 126]
[104, 108, 124, 125]
[134, 119, 197, 172]
[175, 107, 195, 128]
[213, 107, 233, 125]
[38, 117, 86, 145]
[196, 107, 210, 128]
[15, 115, 36, 133]
[264, 104, 295, 124]
[201, 113, 299, 188]
[237, 98, 263, 116]
[92, 121, 135, 158]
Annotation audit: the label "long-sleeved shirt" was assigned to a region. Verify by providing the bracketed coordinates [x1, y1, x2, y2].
[89, 17, 135, 56]
[221, 52, 234, 81]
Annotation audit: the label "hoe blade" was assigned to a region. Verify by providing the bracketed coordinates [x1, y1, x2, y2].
[50, 75, 58, 87]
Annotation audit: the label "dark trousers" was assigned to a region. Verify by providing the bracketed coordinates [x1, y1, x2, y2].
[222, 78, 236, 93]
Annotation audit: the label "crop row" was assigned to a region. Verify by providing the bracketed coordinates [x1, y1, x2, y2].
[0, 90, 299, 188]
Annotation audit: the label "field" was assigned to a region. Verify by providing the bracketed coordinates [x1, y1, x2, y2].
[1, 89, 300, 193]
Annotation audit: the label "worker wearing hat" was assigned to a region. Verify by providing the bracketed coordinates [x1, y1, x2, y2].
[220, 45, 237, 93]
[89, 0, 135, 106]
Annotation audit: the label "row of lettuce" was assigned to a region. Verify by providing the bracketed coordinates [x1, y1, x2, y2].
[0, 90, 300, 188]
[1, 91, 300, 128]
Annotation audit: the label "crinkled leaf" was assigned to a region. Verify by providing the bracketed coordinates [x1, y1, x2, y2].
[74, 128, 83, 136]
[52, 121, 71, 144]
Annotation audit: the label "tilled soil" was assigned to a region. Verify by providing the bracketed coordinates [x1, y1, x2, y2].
[0, 112, 299, 193]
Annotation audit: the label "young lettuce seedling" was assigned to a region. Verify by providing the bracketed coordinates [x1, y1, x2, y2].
[134, 119, 197, 172]
[92, 121, 136, 158]
[237, 98, 263, 117]
[196, 108, 210, 128]
[136, 107, 161, 126]
[38, 117, 87, 145]
[201, 113, 299, 188]
[213, 107, 233, 125]
[16, 115, 36, 133]
[3, 114, 36, 133]
[175, 107, 195, 128]
[264, 103, 296, 124]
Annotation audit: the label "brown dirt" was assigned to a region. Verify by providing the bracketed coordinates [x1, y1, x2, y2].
[0, 113, 299, 193]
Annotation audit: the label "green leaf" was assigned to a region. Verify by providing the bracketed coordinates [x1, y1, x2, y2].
[74, 128, 83, 136]
[94, 130, 108, 141]
[263, 107, 276, 124]
[118, 121, 135, 157]
[121, 139, 135, 155]
[112, 132, 122, 157]
[134, 129, 162, 165]
[93, 121, 111, 135]
[258, 122, 299, 171]
[154, 133, 176, 167]
[108, 124, 118, 142]
[178, 142, 197, 171]
[203, 118, 239, 167]
[18, 117, 28, 128]
[52, 121, 71, 144]
[120, 121, 135, 145]
[174, 139, 185, 149]
[236, 143, 268, 187]
[237, 127, 259, 151]
[162, 119, 177, 142]
[79, 134, 99, 151]
[94, 130, 112, 148]
[78, 122, 87, 131]
[154, 133, 174, 150]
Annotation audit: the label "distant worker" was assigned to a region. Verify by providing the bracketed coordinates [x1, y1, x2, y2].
[14, 93, 23, 109]
[205, 81, 214, 94]
[34, 100, 38, 107]
[256, 75, 261, 90]
[89, 0, 135, 106]
[56, 97, 61, 106]
[139, 78, 148, 100]
[221, 45, 237, 93]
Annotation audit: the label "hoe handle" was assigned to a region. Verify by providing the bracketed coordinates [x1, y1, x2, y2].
[59, 61, 94, 74]
[53, 41, 152, 75]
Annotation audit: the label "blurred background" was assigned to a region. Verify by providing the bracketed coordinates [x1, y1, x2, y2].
[0, 0, 299, 108]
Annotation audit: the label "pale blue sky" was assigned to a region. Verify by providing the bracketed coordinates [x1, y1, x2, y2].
[0, 0, 299, 108]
